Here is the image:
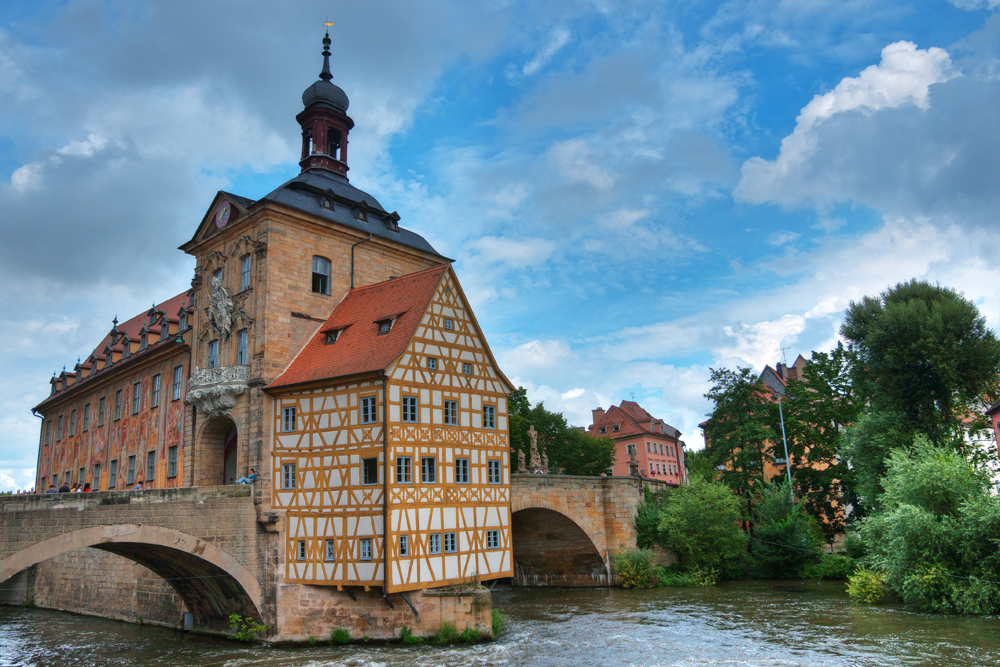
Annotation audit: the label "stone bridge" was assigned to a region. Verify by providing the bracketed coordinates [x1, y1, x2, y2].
[510, 474, 669, 587]
[0, 487, 271, 632]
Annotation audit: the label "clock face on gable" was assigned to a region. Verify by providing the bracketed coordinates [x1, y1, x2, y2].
[215, 200, 231, 229]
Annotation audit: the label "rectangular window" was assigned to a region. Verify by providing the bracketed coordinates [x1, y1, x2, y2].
[399, 535, 409, 557]
[444, 400, 458, 425]
[325, 539, 336, 562]
[646, 442, 651, 452]
[146, 450, 155, 482]
[83, 404, 90, 431]
[427, 357, 437, 370]
[312, 256, 330, 295]
[57, 415, 63, 440]
[487, 530, 500, 549]
[483, 405, 496, 429]
[297, 541, 306, 561]
[282, 463, 296, 489]
[462, 363, 472, 375]
[488, 459, 502, 484]
[659, 443, 664, 455]
[93, 464, 101, 489]
[172, 366, 183, 401]
[99, 397, 107, 425]
[109, 459, 118, 488]
[167, 446, 178, 478]
[626, 443, 636, 455]
[402, 396, 418, 423]
[360, 538, 373, 561]
[443, 318, 453, 330]
[127, 455, 136, 485]
[45, 420, 51, 445]
[282, 406, 296, 432]
[240, 254, 251, 291]
[455, 458, 469, 484]
[78, 467, 85, 484]
[421, 457, 437, 484]
[362, 457, 378, 485]
[396, 456, 412, 484]
[444, 532, 457, 553]
[429, 534, 441, 555]
[69, 410, 76, 436]
[151, 374, 161, 408]
[361, 396, 377, 424]
[236, 329, 248, 365]
[132, 382, 141, 414]
[208, 340, 219, 368]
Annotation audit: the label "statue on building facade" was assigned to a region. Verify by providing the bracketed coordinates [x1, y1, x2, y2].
[517, 448, 526, 473]
[207, 274, 234, 340]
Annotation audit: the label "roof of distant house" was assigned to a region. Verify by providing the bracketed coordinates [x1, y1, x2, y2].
[589, 401, 681, 440]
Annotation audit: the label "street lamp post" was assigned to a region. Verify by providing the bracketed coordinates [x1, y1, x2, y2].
[777, 395, 794, 502]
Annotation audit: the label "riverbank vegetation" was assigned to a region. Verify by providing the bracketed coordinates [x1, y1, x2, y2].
[686, 279, 1000, 613]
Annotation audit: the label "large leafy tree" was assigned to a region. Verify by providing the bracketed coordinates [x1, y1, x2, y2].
[840, 279, 1000, 448]
[779, 344, 862, 539]
[507, 388, 616, 476]
[702, 366, 777, 526]
[658, 477, 748, 579]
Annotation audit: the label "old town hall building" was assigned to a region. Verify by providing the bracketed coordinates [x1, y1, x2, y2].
[32, 34, 514, 610]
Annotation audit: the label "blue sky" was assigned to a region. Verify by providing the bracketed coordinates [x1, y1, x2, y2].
[2, 0, 999, 491]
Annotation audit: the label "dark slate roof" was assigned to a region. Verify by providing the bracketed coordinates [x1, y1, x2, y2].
[759, 365, 786, 396]
[263, 169, 445, 258]
[220, 191, 256, 209]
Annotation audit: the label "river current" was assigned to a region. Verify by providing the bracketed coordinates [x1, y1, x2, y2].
[3, 582, 1000, 666]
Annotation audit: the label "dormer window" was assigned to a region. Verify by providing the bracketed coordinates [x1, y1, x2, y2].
[354, 207, 367, 222]
[140, 332, 148, 350]
[159, 319, 170, 342]
[121, 337, 131, 359]
[599, 427, 606, 434]
[320, 196, 333, 210]
[324, 329, 342, 345]
[612, 425, 620, 432]
[377, 320, 392, 335]
[178, 309, 188, 331]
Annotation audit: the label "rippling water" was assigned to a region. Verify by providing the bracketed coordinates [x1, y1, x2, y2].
[3, 582, 1000, 666]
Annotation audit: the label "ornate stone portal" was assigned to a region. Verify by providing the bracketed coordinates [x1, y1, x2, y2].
[186, 365, 249, 418]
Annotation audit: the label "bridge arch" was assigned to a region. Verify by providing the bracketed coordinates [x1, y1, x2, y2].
[1, 524, 262, 631]
[510, 504, 610, 587]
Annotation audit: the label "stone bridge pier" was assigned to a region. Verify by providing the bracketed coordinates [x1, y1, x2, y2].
[0, 487, 272, 633]
[510, 475, 667, 587]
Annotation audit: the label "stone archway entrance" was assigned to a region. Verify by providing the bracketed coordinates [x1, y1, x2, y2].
[195, 417, 238, 487]
[511, 508, 609, 587]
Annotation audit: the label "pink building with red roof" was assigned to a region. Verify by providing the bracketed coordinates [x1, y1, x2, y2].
[588, 401, 686, 483]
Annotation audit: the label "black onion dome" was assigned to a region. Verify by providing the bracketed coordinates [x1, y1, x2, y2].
[302, 80, 349, 113]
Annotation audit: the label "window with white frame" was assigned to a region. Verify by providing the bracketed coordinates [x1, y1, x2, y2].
[444, 532, 457, 553]
[282, 406, 296, 432]
[362, 457, 378, 485]
[488, 459, 502, 484]
[427, 357, 437, 370]
[151, 374, 161, 408]
[172, 366, 183, 401]
[421, 457, 436, 484]
[282, 463, 296, 489]
[487, 530, 500, 549]
[396, 456, 412, 483]
[399, 535, 409, 557]
[361, 396, 377, 424]
[429, 533, 441, 554]
[455, 458, 469, 484]
[360, 538, 372, 561]
[626, 443, 636, 455]
[236, 329, 248, 365]
[444, 400, 458, 425]
[483, 405, 496, 429]
[325, 539, 335, 562]
[443, 318, 453, 330]
[402, 396, 418, 422]
[132, 382, 141, 414]
[297, 540, 306, 561]
[462, 363, 472, 375]
[208, 340, 219, 368]
[312, 256, 330, 294]
[240, 254, 251, 291]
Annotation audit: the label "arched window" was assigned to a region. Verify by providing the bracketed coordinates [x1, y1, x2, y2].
[312, 256, 330, 295]
[327, 129, 341, 159]
[240, 254, 251, 291]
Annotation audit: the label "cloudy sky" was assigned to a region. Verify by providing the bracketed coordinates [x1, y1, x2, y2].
[2, 0, 999, 491]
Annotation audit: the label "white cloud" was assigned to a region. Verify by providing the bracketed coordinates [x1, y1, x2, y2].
[468, 236, 558, 269]
[547, 138, 615, 191]
[948, 0, 1000, 10]
[0, 469, 36, 493]
[522, 28, 571, 77]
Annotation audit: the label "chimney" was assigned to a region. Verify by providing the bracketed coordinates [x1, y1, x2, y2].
[591, 407, 605, 426]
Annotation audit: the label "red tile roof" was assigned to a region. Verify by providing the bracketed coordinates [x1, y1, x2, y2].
[589, 401, 681, 440]
[268, 265, 449, 390]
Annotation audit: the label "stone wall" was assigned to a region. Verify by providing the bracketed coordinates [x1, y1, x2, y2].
[1, 550, 186, 628]
[275, 584, 492, 640]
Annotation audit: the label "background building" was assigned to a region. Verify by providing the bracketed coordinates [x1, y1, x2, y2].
[588, 401, 686, 483]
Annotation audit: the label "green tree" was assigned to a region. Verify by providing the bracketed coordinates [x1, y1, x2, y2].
[658, 477, 748, 579]
[840, 279, 1000, 447]
[779, 344, 862, 538]
[507, 388, 616, 476]
[838, 410, 914, 510]
[683, 448, 717, 482]
[703, 366, 777, 525]
[748, 481, 824, 578]
[859, 439, 1000, 613]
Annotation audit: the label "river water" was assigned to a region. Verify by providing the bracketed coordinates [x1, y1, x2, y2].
[3, 582, 1000, 667]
